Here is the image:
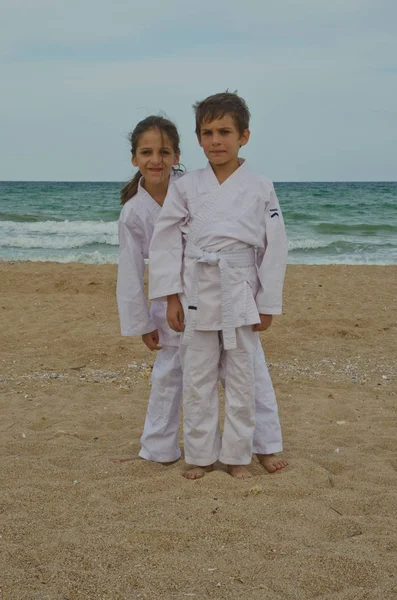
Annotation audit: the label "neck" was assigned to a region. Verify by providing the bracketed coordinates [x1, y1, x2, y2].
[142, 176, 170, 206]
[210, 158, 240, 184]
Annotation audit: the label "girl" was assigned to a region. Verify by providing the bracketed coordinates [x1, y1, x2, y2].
[117, 115, 287, 473]
[117, 116, 183, 463]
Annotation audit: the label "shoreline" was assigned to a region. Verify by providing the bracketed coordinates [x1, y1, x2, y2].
[1, 259, 397, 266]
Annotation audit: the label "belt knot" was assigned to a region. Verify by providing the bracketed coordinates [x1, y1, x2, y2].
[202, 252, 220, 266]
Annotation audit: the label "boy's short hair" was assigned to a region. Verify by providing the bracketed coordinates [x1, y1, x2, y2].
[193, 91, 251, 137]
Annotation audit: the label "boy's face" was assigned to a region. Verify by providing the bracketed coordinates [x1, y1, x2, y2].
[197, 114, 250, 167]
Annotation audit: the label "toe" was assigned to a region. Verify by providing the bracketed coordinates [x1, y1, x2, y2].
[277, 460, 288, 469]
[183, 467, 206, 480]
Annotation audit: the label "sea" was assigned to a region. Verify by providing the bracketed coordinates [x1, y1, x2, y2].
[0, 181, 396, 265]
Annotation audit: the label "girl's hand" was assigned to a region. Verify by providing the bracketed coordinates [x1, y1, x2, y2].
[167, 294, 185, 332]
[252, 314, 273, 332]
[142, 330, 162, 351]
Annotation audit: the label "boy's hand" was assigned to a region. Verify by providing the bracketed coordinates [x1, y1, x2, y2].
[142, 330, 162, 351]
[252, 314, 273, 332]
[167, 294, 185, 332]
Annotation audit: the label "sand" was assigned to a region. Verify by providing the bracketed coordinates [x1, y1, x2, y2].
[0, 262, 396, 600]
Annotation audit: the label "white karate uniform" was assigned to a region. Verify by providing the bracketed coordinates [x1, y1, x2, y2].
[117, 173, 183, 462]
[149, 160, 287, 465]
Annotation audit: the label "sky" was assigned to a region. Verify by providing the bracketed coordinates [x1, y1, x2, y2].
[0, 0, 396, 181]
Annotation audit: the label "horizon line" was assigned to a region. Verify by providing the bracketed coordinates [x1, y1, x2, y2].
[1, 179, 396, 184]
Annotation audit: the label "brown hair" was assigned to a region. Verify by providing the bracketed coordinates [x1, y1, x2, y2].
[193, 91, 251, 137]
[120, 115, 182, 205]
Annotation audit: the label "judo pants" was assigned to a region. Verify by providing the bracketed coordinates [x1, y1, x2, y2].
[139, 334, 283, 463]
[180, 327, 261, 466]
[139, 346, 183, 463]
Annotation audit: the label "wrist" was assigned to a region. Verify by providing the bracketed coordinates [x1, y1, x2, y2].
[167, 294, 179, 303]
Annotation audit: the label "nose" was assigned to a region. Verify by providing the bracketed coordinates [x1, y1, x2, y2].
[212, 133, 221, 145]
[150, 153, 163, 165]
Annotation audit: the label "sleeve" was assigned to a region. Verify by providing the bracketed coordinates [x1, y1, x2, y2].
[116, 213, 156, 336]
[255, 184, 288, 315]
[148, 182, 188, 300]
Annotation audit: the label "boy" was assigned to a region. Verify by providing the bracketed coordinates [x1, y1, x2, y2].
[149, 92, 288, 479]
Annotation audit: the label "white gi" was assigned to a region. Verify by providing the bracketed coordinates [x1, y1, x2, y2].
[117, 173, 182, 463]
[149, 160, 287, 466]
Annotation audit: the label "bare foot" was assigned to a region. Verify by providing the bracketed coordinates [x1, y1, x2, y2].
[256, 454, 288, 473]
[183, 465, 214, 480]
[228, 465, 253, 479]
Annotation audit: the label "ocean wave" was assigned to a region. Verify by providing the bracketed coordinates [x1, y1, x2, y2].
[40, 250, 117, 264]
[288, 239, 334, 251]
[0, 212, 63, 223]
[314, 222, 397, 235]
[1, 234, 119, 249]
[289, 239, 397, 253]
[0, 219, 118, 235]
[288, 255, 397, 266]
[0, 250, 118, 265]
[283, 211, 317, 223]
[2, 251, 395, 265]
[0, 219, 119, 250]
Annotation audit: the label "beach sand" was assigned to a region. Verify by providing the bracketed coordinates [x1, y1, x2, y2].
[0, 262, 396, 599]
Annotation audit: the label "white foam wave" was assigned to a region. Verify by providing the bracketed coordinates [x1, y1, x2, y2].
[2, 253, 395, 265]
[0, 219, 117, 235]
[288, 239, 331, 251]
[0, 250, 118, 264]
[288, 256, 397, 266]
[0, 219, 119, 249]
[48, 251, 117, 264]
[1, 233, 118, 249]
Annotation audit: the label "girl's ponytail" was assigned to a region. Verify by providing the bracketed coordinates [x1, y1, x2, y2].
[120, 170, 141, 205]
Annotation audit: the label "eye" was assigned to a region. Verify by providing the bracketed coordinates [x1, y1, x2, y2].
[220, 129, 230, 135]
[141, 150, 151, 155]
[160, 149, 171, 155]
[201, 131, 211, 136]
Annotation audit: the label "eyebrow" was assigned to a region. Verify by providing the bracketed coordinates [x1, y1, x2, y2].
[139, 146, 172, 150]
[201, 126, 232, 131]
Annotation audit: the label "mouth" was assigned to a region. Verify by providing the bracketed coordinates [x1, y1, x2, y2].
[148, 168, 163, 173]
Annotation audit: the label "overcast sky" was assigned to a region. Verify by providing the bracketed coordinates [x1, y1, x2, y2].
[1, 0, 396, 181]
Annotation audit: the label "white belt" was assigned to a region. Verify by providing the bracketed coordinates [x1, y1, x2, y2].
[183, 243, 256, 350]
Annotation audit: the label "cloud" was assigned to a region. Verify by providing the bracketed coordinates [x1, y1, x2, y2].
[2, 0, 396, 60]
[0, 0, 396, 180]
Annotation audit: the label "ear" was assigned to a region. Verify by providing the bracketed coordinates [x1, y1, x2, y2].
[196, 133, 203, 148]
[131, 155, 138, 167]
[173, 152, 181, 167]
[239, 129, 250, 147]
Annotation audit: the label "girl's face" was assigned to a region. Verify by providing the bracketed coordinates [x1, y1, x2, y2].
[132, 128, 179, 186]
